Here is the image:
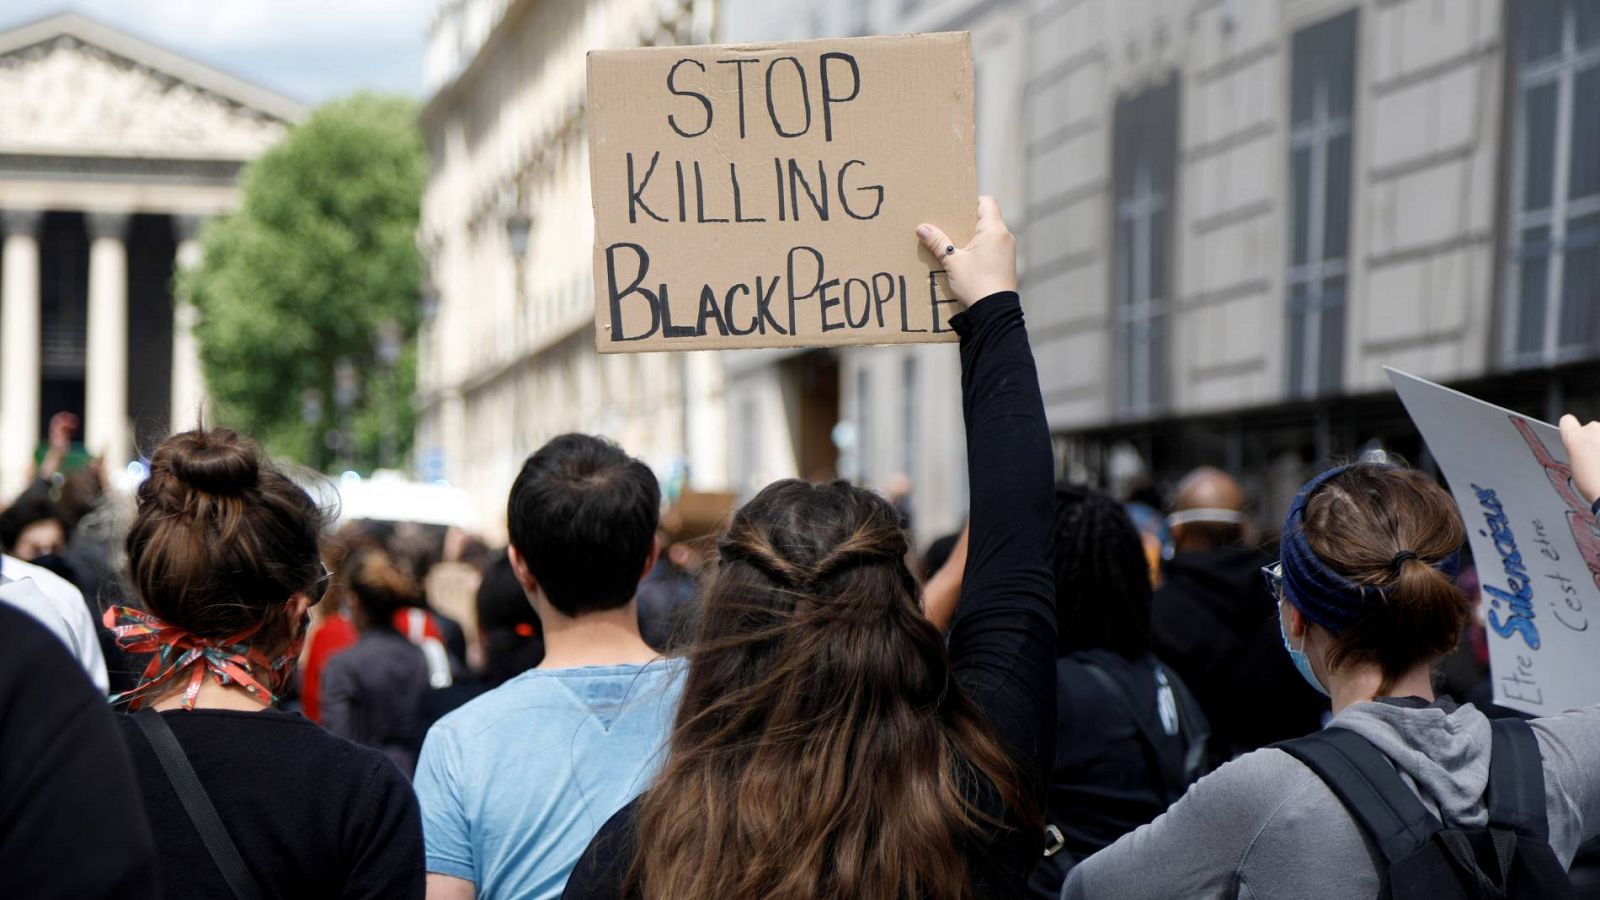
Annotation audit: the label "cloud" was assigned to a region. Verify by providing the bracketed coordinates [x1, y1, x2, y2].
[0, 0, 433, 102]
[101, 0, 431, 49]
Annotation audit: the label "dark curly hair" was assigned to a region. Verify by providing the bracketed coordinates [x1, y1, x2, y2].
[1051, 482, 1153, 660]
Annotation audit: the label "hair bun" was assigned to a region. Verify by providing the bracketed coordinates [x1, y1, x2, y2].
[164, 428, 261, 496]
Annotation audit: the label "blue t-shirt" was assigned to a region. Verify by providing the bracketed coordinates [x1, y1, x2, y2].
[413, 659, 684, 900]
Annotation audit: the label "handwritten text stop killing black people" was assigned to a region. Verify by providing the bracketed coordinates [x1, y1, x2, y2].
[598, 48, 962, 345]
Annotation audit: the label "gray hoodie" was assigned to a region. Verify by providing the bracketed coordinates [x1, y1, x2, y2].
[1063, 699, 1600, 899]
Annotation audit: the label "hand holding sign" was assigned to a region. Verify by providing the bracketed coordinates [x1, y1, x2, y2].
[1558, 415, 1600, 506]
[587, 33, 976, 352]
[916, 196, 1016, 308]
[1390, 370, 1600, 714]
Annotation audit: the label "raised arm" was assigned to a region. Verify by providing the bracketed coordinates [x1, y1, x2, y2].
[921, 522, 968, 632]
[36, 412, 78, 483]
[916, 198, 1056, 776]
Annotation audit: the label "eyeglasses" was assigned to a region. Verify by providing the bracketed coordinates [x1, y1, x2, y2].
[1261, 561, 1285, 603]
[309, 563, 335, 607]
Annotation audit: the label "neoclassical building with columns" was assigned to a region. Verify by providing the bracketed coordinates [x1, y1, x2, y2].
[0, 12, 303, 498]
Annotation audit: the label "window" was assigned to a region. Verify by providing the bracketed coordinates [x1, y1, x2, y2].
[1111, 77, 1178, 417]
[1506, 0, 1600, 364]
[1286, 11, 1356, 398]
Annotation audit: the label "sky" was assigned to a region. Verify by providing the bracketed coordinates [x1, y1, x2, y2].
[0, 0, 434, 105]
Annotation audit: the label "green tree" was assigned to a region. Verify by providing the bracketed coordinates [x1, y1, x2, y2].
[185, 92, 426, 471]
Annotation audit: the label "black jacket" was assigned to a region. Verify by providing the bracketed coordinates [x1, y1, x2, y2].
[321, 628, 432, 778]
[1028, 648, 1209, 898]
[118, 707, 424, 899]
[0, 602, 156, 900]
[1151, 546, 1327, 764]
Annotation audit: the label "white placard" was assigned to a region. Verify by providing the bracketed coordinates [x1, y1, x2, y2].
[1389, 368, 1600, 715]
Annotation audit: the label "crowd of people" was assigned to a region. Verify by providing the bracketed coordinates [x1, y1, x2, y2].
[2, 199, 1599, 899]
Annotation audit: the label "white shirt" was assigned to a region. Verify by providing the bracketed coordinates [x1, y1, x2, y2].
[0, 555, 109, 692]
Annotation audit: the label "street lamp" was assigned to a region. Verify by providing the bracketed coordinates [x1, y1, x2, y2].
[506, 193, 533, 341]
[505, 209, 532, 263]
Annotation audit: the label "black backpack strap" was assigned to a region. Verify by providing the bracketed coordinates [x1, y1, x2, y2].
[133, 709, 267, 900]
[1155, 662, 1211, 785]
[1277, 727, 1444, 865]
[1079, 660, 1187, 804]
[1487, 718, 1549, 840]
[1482, 717, 1577, 898]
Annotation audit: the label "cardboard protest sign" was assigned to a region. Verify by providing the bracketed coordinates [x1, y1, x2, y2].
[1389, 368, 1600, 715]
[586, 32, 975, 353]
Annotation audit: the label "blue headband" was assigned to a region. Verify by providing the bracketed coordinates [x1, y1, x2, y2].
[1279, 464, 1461, 633]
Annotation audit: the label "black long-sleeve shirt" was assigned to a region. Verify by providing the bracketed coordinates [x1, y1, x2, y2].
[321, 628, 432, 778]
[0, 602, 157, 900]
[562, 291, 1057, 899]
[117, 706, 426, 899]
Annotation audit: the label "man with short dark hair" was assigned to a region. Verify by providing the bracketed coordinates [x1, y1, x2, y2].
[414, 434, 684, 900]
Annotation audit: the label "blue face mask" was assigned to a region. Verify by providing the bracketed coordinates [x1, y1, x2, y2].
[1265, 562, 1328, 697]
[1278, 608, 1329, 697]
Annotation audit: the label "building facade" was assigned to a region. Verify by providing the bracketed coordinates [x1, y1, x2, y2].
[420, 0, 1594, 539]
[718, 0, 1029, 546]
[0, 13, 303, 498]
[1020, 0, 1599, 510]
[416, 0, 723, 539]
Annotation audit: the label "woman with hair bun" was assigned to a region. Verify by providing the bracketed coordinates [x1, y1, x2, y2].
[1064, 420, 1600, 899]
[107, 428, 424, 900]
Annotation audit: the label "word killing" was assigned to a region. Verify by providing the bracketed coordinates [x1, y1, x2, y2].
[626, 152, 884, 225]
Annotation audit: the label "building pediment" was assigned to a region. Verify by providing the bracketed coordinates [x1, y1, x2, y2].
[0, 13, 306, 162]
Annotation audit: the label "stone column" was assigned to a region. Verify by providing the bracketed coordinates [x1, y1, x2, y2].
[170, 215, 207, 429]
[85, 211, 130, 475]
[0, 209, 43, 500]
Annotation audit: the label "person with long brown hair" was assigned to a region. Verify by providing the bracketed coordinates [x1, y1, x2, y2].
[562, 197, 1056, 900]
[107, 428, 424, 899]
[1063, 419, 1600, 899]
